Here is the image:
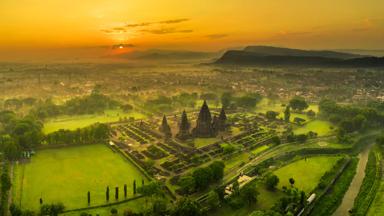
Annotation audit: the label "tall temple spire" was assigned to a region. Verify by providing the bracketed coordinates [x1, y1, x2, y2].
[176, 110, 191, 140]
[193, 100, 215, 137]
[159, 115, 172, 138]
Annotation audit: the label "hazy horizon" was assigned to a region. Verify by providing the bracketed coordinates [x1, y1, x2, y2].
[1, 0, 384, 62]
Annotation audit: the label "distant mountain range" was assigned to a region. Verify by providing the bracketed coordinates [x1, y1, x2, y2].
[215, 46, 384, 67]
[113, 49, 219, 62]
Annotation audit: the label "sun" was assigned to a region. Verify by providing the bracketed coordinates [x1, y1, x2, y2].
[119, 45, 124, 49]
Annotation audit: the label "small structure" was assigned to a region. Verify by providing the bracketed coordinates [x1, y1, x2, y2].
[307, 193, 316, 204]
[176, 110, 191, 140]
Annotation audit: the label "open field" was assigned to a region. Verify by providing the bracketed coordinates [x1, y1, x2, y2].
[274, 156, 342, 193]
[43, 109, 146, 134]
[13, 144, 147, 211]
[251, 145, 270, 155]
[293, 120, 334, 136]
[194, 138, 220, 148]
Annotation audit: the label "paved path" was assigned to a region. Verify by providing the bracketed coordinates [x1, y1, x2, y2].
[333, 146, 371, 216]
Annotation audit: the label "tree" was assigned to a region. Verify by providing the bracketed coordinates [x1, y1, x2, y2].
[307, 110, 316, 118]
[171, 198, 203, 216]
[266, 111, 279, 120]
[289, 97, 308, 111]
[208, 161, 225, 182]
[124, 184, 127, 198]
[271, 136, 281, 145]
[241, 184, 259, 206]
[152, 199, 168, 216]
[87, 191, 90, 205]
[221, 92, 232, 109]
[115, 187, 119, 200]
[206, 190, 220, 209]
[284, 106, 291, 122]
[133, 180, 137, 195]
[40, 203, 65, 216]
[232, 180, 240, 196]
[293, 117, 306, 125]
[377, 136, 384, 146]
[289, 178, 295, 187]
[106, 186, 110, 202]
[111, 208, 118, 215]
[193, 167, 212, 190]
[265, 174, 279, 190]
[178, 176, 196, 195]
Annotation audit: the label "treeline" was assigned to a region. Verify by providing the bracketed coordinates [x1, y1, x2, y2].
[44, 123, 110, 146]
[31, 92, 120, 119]
[319, 99, 384, 140]
[144, 93, 199, 113]
[0, 109, 110, 160]
[221, 92, 262, 110]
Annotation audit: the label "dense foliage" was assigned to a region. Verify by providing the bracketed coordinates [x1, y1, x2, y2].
[32, 92, 119, 119]
[177, 161, 225, 194]
[44, 123, 110, 146]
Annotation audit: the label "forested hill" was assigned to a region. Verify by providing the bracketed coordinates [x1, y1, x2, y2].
[243, 46, 364, 59]
[215, 46, 384, 67]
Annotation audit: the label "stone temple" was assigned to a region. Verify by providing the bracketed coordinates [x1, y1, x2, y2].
[193, 100, 216, 137]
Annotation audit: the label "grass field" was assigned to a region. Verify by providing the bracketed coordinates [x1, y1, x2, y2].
[293, 120, 334, 136]
[251, 145, 270, 155]
[43, 109, 146, 134]
[224, 152, 251, 172]
[274, 156, 342, 193]
[194, 138, 220, 148]
[13, 144, 147, 211]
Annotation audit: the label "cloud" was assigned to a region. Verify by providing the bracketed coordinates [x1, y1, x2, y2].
[141, 27, 193, 34]
[125, 22, 151, 28]
[102, 18, 191, 35]
[158, 18, 189, 24]
[206, 34, 228, 39]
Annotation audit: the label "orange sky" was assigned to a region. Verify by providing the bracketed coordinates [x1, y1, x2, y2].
[1, 0, 384, 61]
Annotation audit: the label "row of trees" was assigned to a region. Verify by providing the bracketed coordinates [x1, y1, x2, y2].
[44, 123, 109, 146]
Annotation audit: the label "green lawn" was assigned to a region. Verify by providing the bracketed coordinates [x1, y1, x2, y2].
[274, 156, 342, 193]
[293, 120, 334, 136]
[194, 138, 220, 148]
[13, 144, 147, 211]
[224, 152, 250, 172]
[43, 109, 146, 134]
[251, 145, 270, 155]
